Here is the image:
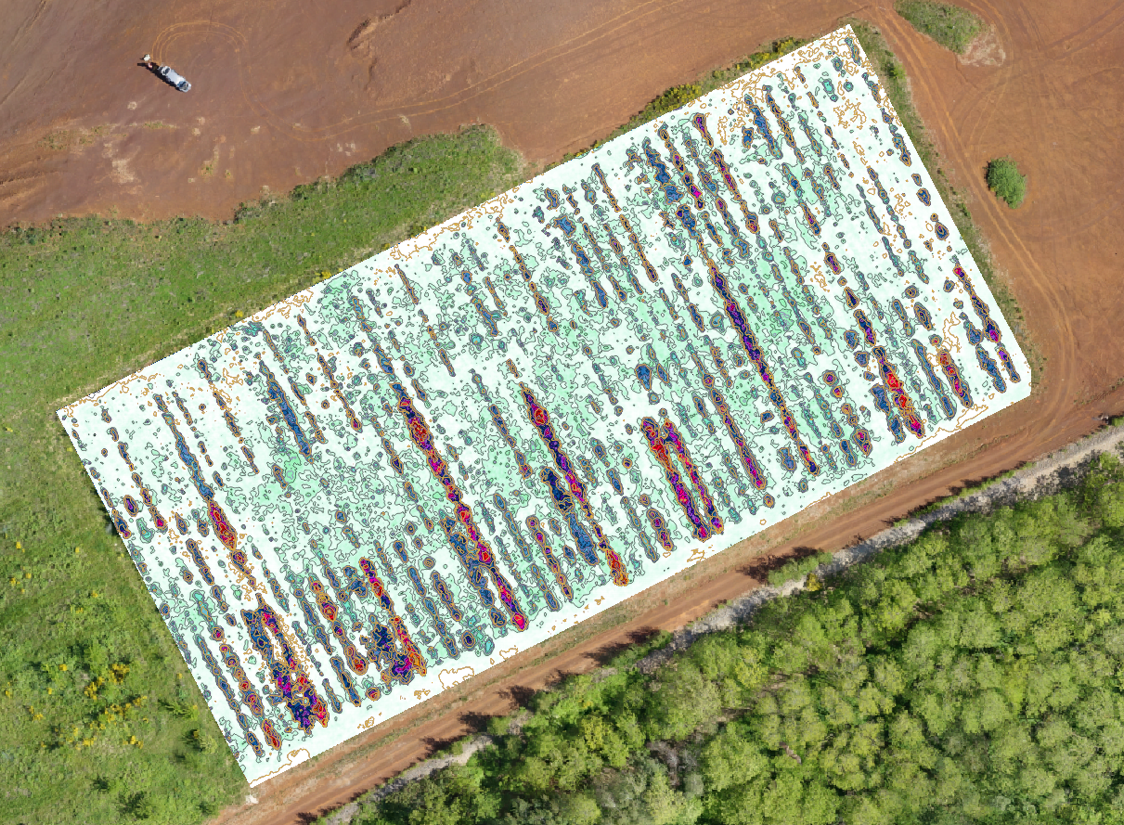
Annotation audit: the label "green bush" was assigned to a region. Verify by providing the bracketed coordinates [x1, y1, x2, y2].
[82, 640, 109, 675]
[121, 790, 158, 820]
[986, 157, 1027, 208]
[485, 715, 513, 737]
[641, 84, 702, 122]
[187, 728, 218, 753]
[766, 552, 834, 587]
[895, 0, 985, 54]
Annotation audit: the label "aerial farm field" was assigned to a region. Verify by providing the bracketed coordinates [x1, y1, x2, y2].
[1, 0, 1123, 823]
[59, 24, 1031, 788]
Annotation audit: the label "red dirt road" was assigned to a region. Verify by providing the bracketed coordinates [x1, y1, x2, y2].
[4, 0, 1123, 822]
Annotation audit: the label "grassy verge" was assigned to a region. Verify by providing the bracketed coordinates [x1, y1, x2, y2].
[908, 466, 1021, 519]
[845, 19, 1040, 384]
[895, 0, 985, 54]
[0, 125, 525, 825]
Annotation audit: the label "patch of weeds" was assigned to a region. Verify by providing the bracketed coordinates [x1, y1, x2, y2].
[40, 130, 74, 151]
[986, 156, 1027, 208]
[895, 0, 984, 54]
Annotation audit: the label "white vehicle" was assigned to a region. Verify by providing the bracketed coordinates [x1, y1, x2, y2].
[158, 64, 191, 93]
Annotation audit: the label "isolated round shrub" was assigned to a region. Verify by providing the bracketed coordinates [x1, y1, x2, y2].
[986, 157, 1026, 208]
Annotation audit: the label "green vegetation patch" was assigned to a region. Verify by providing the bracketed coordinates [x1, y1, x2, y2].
[766, 552, 834, 588]
[895, 0, 985, 54]
[343, 452, 1124, 825]
[905, 465, 1022, 520]
[0, 125, 524, 825]
[987, 157, 1028, 208]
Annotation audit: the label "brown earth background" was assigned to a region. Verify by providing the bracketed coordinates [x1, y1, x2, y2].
[3, 0, 1123, 822]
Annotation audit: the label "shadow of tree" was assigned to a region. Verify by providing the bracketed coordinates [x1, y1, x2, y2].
[585, 627, 665, 666]
[420, 734, 462, 754]
[739, 545, 823, 583]
[457, 710, 494, 734]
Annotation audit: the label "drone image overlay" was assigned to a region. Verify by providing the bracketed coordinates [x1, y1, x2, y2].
[58, 27, 1030, 785]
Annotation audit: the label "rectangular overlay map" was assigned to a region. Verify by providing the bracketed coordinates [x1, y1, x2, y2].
[58, 27, 1030, 785]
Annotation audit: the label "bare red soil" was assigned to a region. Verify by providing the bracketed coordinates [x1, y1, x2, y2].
[4, 0, 1123, 822]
